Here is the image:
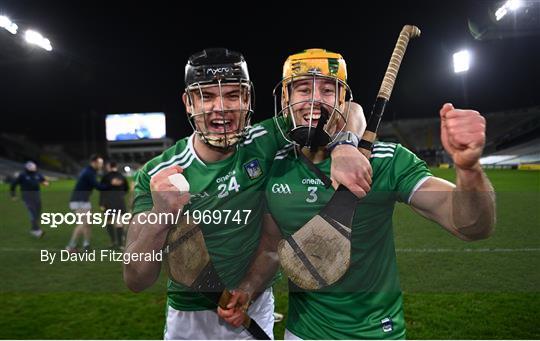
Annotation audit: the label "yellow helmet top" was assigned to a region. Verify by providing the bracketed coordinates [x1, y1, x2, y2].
[282, 48, 347, 83]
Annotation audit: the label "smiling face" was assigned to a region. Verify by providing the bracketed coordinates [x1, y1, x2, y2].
[285, 75, 348, 138]
[183, 82, 252, 149]
[288, 77, 340, 127]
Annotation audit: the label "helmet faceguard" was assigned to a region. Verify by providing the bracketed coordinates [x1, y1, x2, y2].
[184, 48, 255, 149]
[273, 49, 353, 148]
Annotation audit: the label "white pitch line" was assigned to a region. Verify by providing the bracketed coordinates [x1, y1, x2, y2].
[395, 248, 540, 253]
[0, 247, 45, 252]
[0, 247, 106, 252]
[1, 247, 539, 252]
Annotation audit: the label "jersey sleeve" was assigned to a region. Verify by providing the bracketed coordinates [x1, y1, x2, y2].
[391, 144, 432, 203]
[258, 116, 289, 150]
[132, 167, 153, 215]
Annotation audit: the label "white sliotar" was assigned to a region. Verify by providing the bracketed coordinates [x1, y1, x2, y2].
[168, 173, 190, 193]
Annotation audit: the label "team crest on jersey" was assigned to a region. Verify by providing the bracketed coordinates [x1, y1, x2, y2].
[381, 317, 393, 333]
[244, 159, 263, 180]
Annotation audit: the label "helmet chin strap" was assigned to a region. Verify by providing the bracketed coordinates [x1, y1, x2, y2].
[309, 106, 331, 151]
[289, 106, 331, 149]
[290, 105, 334, 189]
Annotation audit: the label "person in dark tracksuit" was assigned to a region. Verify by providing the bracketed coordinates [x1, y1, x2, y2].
[99, 161, 129, 249]
[65, 154, 108, 252]
[10, 161, 49, 238]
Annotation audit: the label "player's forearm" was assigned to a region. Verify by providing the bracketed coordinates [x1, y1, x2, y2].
[452, 163, 496, 240]
[123, 212, 170, 292]
[342, 102, 366, 137]
[237, 224, 281, 300]
[238, 247, 279, 301]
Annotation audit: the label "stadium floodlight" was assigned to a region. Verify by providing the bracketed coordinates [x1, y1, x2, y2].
[453, 50, 470, 73]
[0, 15, 18, 34]
[496, 0, 523, 21]
[24, 29, 52, 51]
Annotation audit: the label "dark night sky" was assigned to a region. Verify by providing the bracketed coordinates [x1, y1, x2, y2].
[1, 0, 539, 148]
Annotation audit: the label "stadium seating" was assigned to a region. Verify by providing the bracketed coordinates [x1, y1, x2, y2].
[376, 106, 540, 167]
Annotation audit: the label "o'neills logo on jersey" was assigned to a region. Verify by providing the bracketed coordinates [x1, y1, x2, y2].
[206, 67, 230, 75]
[271, 183, 292, 194]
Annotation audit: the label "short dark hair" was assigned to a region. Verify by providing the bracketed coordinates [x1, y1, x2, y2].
[89, 154, 102, 163]
[109, 161, 118, 168]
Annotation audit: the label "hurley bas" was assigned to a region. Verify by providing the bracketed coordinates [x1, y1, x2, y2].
[40, 249, 162, 265]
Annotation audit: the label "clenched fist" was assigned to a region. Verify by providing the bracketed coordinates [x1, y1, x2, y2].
[440, 103, 486, 170]
[150, 165, 190, 216]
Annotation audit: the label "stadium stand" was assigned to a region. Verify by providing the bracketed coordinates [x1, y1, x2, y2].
[0, 133, 80, 175]
[480, 137, 540, 166]
[376, 106, 540, 167]
[0, 157, 72, 183]
[0, 133, 81, 182]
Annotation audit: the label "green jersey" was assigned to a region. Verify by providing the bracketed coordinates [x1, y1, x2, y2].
[266, 142, 432, 339]
[133, 118, 285, 311]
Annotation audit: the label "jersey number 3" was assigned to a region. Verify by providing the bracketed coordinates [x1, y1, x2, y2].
[306, 186, 318, 203]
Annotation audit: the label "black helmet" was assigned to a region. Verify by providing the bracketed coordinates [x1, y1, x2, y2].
[185, 48, 250, 87]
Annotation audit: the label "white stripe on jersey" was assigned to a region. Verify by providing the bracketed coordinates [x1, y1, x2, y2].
[150, 154, 196, 179]
[374, 142, 396, 148]
[407, 176, 432, 204]
[244, 125, 265, 138]
[274, 144, 293, 159]
[275, 144, 293, 156]
[370, 153, 394, 158]
[147, 136, 193, 176]
[149, 149, 193, 175]
[241, 126, 265, 144]
[179, 154, 196, 170]
[372, 147, 396, 153]
[186, 134, 204, 166]
[241, 130, 268, 146]
[148, 135, 196, 176]
[168, 135, 198, 169]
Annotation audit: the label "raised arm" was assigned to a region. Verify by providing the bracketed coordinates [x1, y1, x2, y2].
[409, 103, 495, 241]
[123, 166, 189, 292]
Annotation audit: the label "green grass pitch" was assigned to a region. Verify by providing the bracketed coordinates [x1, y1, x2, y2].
[0, 169, 538, 339]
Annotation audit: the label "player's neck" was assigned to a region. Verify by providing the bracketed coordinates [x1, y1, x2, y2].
[193, 136, 235, 163]
[300, 146, 328, 164]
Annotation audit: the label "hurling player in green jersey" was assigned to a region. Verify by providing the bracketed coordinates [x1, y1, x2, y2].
[219, 49, 495, 339]
[123, 48, 371, 339]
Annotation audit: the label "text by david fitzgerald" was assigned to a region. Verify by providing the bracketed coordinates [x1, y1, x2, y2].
[41, 249, 162, 265]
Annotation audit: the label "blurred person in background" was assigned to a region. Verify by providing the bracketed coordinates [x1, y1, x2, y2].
[10, 161, 49, 238]
[99, 161, 129, 250]
[66, 154, 119, 252]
